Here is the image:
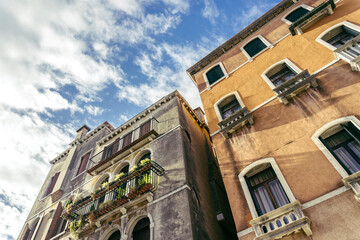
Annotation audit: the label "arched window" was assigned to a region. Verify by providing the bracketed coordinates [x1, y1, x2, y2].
[239, 158, 296, 218]
[282, 5, 313, 24]
[203, 62, 228, 87]
[107, 230, 121, 240]
[316, 21, 360, 51]
[241, 35, 272, 61]
[312, 116, 360, 177]
[132, 217, 150, 240]
[214, 92, 245, 121]
[262, 59, 301, 88]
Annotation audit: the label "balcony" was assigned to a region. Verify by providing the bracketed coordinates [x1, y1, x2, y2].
[289, 0, 335, 36]
[87, 118, 159, 175]
[343, 171, 360, 202]
[273, 69, 317, 104]
[250, 201, 312, 240]
[63, 161, 164, 224]
[218, 107, 254, 138]
[334, 35, 360, 71]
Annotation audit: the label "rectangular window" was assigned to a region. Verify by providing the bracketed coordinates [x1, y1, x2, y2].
[76, 152, 90, 175]
[122, 132, 133, 148]
[139, 120, 151, 137]
[44, 172, 60, 196]
[320, 122, 360, 175]
[268, 64, 297, 87]
[102, 138, 120, 160]
[246, 168, 289, 216]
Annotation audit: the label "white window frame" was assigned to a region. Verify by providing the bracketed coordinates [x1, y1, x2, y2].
[281, 4, 314, 25]
[316, 21, 360, 51]
[311, 115, 360, 178]
[238, 157, 296, 219]
[261, 58, 302, 89]
[214, 91, 246, 121]
[240, 35, 273, 62]
[203, 62, 229, 89]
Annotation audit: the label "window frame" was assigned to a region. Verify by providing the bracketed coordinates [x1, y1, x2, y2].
[75, 150, 92, 177]
[312, 116, 360, 178]
[261, 59, 302, 89]
[44, 172, 60, 197]
[238, 158, 296, 219]
[281, 4, 313, 25]
[240, 35, 273, 61]
[214, 91, 246, 122]
[203, 62, 229, 89]
[316, 21, 360, 51]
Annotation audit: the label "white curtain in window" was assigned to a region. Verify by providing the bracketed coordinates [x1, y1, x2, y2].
[334, 145, 360, 174]
[253, 186, 275, 215]
[268, 179, 290, 207]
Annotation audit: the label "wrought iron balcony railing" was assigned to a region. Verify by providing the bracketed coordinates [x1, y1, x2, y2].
[218, 106, 254, 138]
[250, 201, 312, 240]
[334, 35, 360, 72]
[87, 118, 159, 175]
[273, 69, 317, 104]
[63, 161, 165, 222]
[289, 0, 335, 36]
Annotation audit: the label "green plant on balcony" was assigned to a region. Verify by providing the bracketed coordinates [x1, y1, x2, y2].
[138, 158, 152, 167]
[69, 216, 84, 239]
[101, 181, 109, 190]
[116, 187, 126, 199]
[114, 172, 125, 181]
[138, 173, 152, 186]
[130, 165, 138, 173]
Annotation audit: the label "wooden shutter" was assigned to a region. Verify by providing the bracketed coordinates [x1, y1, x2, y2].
[77, 152, 90, 175]
[140, 120, 151, 137]
[122, 132, 133, 148]
[112, 138, 120, 154]
[45, 172, 60, 196]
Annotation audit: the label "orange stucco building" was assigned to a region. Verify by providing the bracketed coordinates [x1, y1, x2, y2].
[187, 0, 360, 239]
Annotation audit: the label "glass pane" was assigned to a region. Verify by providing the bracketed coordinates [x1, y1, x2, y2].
[253, 186, 275, 215]
[220, 98, 241, 119]
[244, 38, 267, 57]
[268, 179, 290, 207]
[334, 146, 360, 174]
[285, 7, 309, 22]
[206, 65, 224, 85]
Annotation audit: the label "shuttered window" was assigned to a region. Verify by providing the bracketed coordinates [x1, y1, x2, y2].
[102, 138, 120, 160]
[122, 132, 133, 148]
[76, 152, 90, 175]
[140, 120, 151, 137]
[44, 172, 60, 196]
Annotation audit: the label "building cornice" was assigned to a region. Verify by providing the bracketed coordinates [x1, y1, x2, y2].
[186, 0, 294, 84]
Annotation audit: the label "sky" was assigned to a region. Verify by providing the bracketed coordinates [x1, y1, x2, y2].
[0, 0, 281, 239]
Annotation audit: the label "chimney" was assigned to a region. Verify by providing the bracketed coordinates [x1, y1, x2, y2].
[75, 125, 90, 140]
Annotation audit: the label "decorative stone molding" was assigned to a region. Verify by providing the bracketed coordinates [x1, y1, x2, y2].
[272, 69, 317, 104]
[289, 0, 335, 35]
[342, 171, 360, 202]
[217, 106, 254, 138]
[249, 200, 312, 240]
[333, 35, 360, 72]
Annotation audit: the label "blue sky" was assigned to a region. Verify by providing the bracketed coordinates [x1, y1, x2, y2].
[0, 0, 281, 238]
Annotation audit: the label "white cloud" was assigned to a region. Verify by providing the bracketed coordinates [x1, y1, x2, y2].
[85, 105, 105, 116]
[120, 114, 130, 122]
[202, 0, 220, 23]
[234, 2, 276, 30]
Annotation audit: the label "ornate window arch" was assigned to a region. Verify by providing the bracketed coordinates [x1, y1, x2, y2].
[92, 173, 110, 193]
[111, 161, 131, 180]
[100, 224, 122, 240]
[132, 148, 153, 167]
[126, 213, 154, 240]
[238, 158, 296, 219]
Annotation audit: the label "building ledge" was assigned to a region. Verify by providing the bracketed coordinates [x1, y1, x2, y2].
[343, 171, 360, 202]
[217, 107, 254, 138]
[250, 200, 312, 240]
[289, 0, 335, 35]
[273, 69, 318, 104]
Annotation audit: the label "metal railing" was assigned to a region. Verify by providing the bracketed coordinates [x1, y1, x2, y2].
[63, 162, 165, 221]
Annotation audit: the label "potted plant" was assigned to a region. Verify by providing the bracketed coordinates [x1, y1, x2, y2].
[129, 165, 138, 173]
[114, 172, 125, 181]
[138, 158, 152, 167]
[69, 216, 84, 239]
